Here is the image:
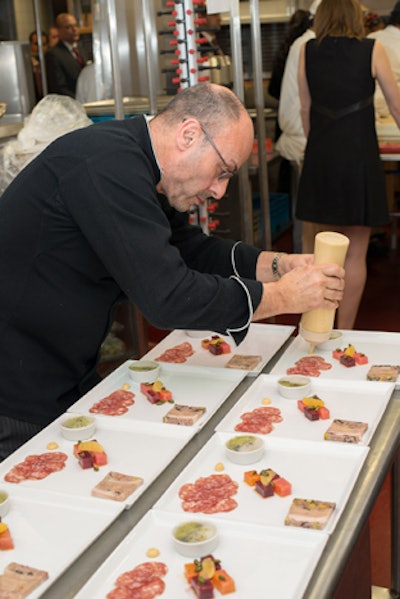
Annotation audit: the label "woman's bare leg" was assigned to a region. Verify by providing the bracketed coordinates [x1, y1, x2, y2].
[334, 225, 371, 329]
[300, 222, 371, 329]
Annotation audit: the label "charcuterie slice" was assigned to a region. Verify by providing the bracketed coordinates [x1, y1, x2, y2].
[179, 473, 239, 514]
[106, 561, 167, 599]
[286, 355, 332, 377]
[156, 342, 194, 363]
[92, 471, 143, 501]
[4, 452, 68, 484]
[324, 419, 368, 444]
[234, 406, 283, 435]
[224, 354, 261, 370]
[0, 562, 48, 597]
[89, 389, 135, 416]
[285, 498, 336, 530]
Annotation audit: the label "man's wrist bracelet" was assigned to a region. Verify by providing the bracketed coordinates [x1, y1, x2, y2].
[271, 252, 286, 280]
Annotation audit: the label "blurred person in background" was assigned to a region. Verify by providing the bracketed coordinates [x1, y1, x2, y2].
[29, 30, 48, 102]
[275, 0, 321, 165]
[269, 9, 312, 106]
[368, 3, 400, 117]
[45, 13, 88, 98]
[274, 0, 322, 252]
[268, 8, 313, 220]
[48, 25, 59, 48]
[296, 0, 400, 329]
[364, 11, 385, 35]
[199, 11, 223, 55]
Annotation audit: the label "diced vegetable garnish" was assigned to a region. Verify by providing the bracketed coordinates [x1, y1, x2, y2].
[255, 480, 274, 498]
[212, 569, 236, 594]
[272, 477, 292, 497]
[318, 406, 330, 420]
[304, 407, 320, 421]
[355, 352, 368, 365]
[243, 470, 260, 486]
[340, 354, 356, 368]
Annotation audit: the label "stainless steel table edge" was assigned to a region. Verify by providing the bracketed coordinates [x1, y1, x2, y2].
[302, 388, 400, 599]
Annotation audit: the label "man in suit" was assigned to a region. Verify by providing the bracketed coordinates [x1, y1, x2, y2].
[45, 12, 87, 98]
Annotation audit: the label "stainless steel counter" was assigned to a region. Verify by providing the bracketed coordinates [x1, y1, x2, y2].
[39, 337, 400, 598]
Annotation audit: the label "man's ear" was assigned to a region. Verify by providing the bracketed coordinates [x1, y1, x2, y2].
[176, 118, 201, 151]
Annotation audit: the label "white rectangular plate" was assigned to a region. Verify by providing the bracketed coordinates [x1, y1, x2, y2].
[0, 486, 120, 599]
[142, 323, 295, 376]
[153, 432, 368, 535]
[0, 414, 192, 509]
[74, 509, 328, 599]
[270, 330, 400, 386]
[216, 374, 394, 446]
[69, 360, 246, 433]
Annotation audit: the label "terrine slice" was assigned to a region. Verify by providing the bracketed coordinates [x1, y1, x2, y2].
[366, 364, 400, 382]
[91, 471, 143, 501]
[285, 498, 336, 530]
[163, 404, 206, 426]
[324, 419, 368, 444]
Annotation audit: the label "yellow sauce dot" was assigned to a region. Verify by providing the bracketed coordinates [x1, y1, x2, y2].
[215, 462, 224, 472]
[122, 383, 131, 390]
[261, 397, 271, 405]
[146, 547, 160, 558]
[46, 441, 59, 450]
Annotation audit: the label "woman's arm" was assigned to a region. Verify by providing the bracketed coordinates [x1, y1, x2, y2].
[373, 39, 400, 127]
[298, 42, 311, 137]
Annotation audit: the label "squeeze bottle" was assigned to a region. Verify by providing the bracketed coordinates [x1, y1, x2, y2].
[299, 231, 349, 353]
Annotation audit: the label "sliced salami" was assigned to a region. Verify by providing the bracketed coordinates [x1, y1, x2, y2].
[234, 405, 283, 435]
[286, 355, 332, 377]
[4, 452, 68, 483]
[89, 389, 135, 416]
[107, 562, 167, 599]
[156, 342, 194, 363]
[179, 473, 239, 514]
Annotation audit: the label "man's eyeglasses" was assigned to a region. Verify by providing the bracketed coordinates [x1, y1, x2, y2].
[199, 122, 237, 180]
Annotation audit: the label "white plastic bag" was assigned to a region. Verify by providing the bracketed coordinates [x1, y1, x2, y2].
[0, 94, 92, 195]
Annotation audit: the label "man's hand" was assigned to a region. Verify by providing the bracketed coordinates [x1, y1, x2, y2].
[253, 262, 345, 321]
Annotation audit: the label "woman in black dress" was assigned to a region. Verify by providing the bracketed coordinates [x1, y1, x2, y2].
[297, 0, 400, 329]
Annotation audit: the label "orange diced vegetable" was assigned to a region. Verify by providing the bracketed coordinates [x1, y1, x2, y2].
[212, 569, 236, 594]
[318, 406, 330, 419]
[201, 339, 211, 350]
[159, 389, 173, 402]
[184, 563, 198, 582]
[297, 399, 305, 412]
[272, 477, 292, 497]
[243, 470, 260, 486]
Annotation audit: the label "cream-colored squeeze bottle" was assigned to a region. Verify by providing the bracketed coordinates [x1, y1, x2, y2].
[299, 231, 350, 353]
